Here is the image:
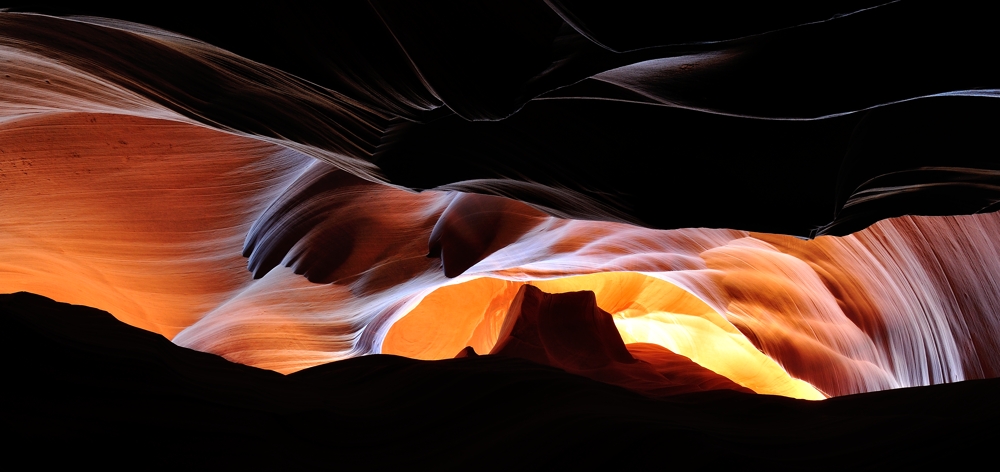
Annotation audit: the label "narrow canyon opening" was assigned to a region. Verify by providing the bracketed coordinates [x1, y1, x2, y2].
[382, 271, 826, 399]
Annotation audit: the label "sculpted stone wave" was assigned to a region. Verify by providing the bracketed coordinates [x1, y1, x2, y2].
[5, 8, 1000, 235]
[4, 6, 1000, 399]
[3, 110, 1000, 398]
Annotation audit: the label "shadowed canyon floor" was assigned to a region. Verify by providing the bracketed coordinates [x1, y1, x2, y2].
[3, 292, 995, 468]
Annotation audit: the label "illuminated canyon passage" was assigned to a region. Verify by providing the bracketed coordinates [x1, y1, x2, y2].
[4, 4, 1000, 464]
[5, 110, 1000, 400]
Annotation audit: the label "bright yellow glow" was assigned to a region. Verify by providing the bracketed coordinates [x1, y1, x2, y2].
[382, 272, 827, 400]
[614, 312, 825, 400]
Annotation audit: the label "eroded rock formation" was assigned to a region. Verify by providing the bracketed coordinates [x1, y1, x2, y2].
[3, 4, 1000, 402]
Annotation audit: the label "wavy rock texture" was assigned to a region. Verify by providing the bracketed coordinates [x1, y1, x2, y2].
[4, 111, 1000, 398]
[5, 5, 1000, 234]
[3, 4, 1000, 402]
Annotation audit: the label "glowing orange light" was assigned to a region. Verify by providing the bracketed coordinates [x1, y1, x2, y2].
[383, 272, 826, 399]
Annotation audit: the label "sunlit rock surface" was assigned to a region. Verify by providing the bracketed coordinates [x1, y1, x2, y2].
[0, 113, 310, 337]
[4, 6, 1000, 402]
[4, 111, 1000, 398]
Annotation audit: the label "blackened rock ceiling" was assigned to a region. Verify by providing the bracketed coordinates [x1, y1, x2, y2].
[4, 1, 1000, 235]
